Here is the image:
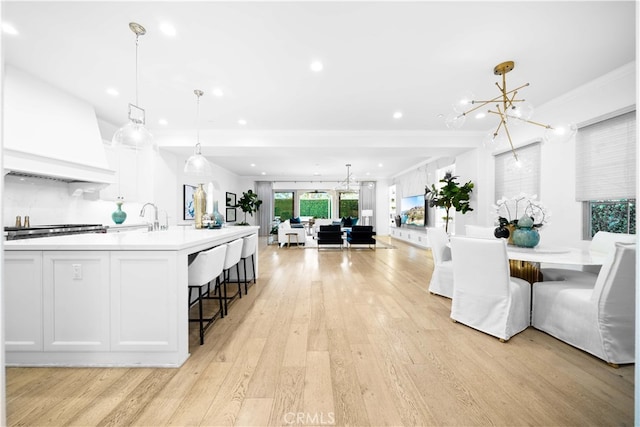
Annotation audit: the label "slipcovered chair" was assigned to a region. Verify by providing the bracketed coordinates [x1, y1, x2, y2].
[317, 224, 343, 249]
[532, 243, 636, 366]
[427, 227, 454, 298]
[188, 244, 227, 345]
[278, 220, 306, 247]
[450, 236, 531, 342]
[346, 225, 376, 249]
[541, 231, 636, 282]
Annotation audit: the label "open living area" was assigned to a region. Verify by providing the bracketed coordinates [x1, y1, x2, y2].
[1, 1, 638, 425]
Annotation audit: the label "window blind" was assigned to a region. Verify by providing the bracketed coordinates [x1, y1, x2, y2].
[576, 111, 636, 201]
[494, 142, 541, 200]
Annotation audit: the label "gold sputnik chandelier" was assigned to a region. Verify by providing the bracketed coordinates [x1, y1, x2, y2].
[445, 61, 576, 162]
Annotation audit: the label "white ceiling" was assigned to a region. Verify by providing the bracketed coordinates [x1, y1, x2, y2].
[2, 1, 636, 181]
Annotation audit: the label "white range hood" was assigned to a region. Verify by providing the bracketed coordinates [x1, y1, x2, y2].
[3, 65, 115, 184]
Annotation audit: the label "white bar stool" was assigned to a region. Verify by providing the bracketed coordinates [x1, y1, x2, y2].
[221, 238, 244, 315]
[240, 234, 258, 294]
[188, 244, 227, 345]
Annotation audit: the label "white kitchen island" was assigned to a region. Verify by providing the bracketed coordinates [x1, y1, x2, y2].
[4, 225, 259, 368]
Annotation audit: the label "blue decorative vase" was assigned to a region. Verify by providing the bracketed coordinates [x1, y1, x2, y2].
[212, 201, 225, 227]
[512, 227, 540, 248]
[112, 200, 127, 225]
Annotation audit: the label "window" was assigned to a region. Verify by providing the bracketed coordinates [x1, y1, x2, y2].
[494, 142, 541, 200]
[338, 192, 358, 218]
[586, 199, 636, 237]
[576, 110, 636, 238]
[300, 191, 331, 218]
[274, 191, 294, 221]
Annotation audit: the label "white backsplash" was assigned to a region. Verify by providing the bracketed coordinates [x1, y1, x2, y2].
[3, 175, 149, 227]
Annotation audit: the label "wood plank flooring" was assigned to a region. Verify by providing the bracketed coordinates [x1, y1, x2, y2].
[6, 236, 634, 426]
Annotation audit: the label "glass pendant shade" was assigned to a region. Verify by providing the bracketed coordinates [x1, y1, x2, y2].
[184, 143, 213, 181]
[544, 122, 577, 144]
[112, 120, 154, 150]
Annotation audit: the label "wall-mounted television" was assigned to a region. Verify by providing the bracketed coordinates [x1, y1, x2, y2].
[400, 194, 426, 227]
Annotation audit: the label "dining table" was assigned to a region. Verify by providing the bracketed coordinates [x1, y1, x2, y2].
[505, 244, 607, 283]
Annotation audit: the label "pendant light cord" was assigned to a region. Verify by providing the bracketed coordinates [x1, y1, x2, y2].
[135, 33, 140, 107]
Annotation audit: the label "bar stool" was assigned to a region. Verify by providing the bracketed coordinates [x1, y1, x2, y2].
[240, 233, 258, 294]
[221, 238, 244, 315]
[188, 244, 227, 345]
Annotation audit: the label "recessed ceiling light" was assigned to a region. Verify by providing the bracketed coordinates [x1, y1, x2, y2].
[158, 119, 168, 126]
[475, 112, 486, 119]
[310, 60, 323, 72]
[238, 119, 247, 126]
[393, 111, 403, 119]
[250, 163, 256, 167]
[2, 22, 18, 36]
[261, 172, 266, 175]
[378, 163, 383, 167]
[106, 88, 119, 96]
[159, 22, 176, 37]
[212, 88, 224, 97]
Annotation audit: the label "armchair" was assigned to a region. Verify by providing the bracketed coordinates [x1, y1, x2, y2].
[317, 224, 343, 249]
[277, 220, 307, 247]
[346, 225, 376, 249]
[532, 242, 636, 366]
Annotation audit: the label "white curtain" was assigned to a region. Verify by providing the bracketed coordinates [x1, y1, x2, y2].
[359, 181, 376, 227]
[255, 181, 273, 236]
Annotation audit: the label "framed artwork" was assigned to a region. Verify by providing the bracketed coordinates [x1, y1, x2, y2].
[226, 207, 236, 222]
[183, 185, 196, 220]
[226, 192, 236, 207]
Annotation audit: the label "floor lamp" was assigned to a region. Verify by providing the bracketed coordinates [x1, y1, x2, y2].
[361, 209, 373, 227]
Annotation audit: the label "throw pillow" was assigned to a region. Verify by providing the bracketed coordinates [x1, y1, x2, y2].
[342, 217, 352, 227]
[351, 217, 358, 226]
[290, 217, 301, 224]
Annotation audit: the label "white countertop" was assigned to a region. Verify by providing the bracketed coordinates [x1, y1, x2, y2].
[4, 225, 259, 252]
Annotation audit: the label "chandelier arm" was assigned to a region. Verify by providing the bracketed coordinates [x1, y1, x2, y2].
[502, 120, 519, 163]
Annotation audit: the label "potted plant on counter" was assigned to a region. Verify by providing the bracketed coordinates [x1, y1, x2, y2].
[236, 189, 262, 225]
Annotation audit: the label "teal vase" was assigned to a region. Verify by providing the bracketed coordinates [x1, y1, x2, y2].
[112, 200, 127, 225]
[512, 227, 540, 248]
[212, 201, 225, 227]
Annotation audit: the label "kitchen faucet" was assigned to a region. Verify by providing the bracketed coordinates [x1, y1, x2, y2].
[140, 203, 160, 231]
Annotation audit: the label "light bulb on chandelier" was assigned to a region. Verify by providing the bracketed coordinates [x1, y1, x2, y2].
[112, 22, 156, 151]
[446, 61, 576, 161]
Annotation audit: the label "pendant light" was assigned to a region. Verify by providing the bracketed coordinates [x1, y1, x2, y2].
[183, 89, 214, 179]
[112, 22, 155, 151]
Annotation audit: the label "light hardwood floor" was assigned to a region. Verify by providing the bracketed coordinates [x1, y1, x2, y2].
[6, 236, 634, 426]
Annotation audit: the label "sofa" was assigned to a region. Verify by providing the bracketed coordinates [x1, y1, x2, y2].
[278, 220, 307, 247]
[312, 217, 359, 239]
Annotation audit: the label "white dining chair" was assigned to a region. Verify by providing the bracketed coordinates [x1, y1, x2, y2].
[427, 227, 454, 298]
[541, 231, 636, 282]
[464, 224, 496, 239]
[532, 242, 636, 366]
[240, 233, 258, 294]
[221, 238, 245, 315]
[450, 236, 531, 341]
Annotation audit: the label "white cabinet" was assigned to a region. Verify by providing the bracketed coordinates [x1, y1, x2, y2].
[101, 143, 156, 202]
[110, 251, 180, 352]
[390, 227, 430, 248]
[4, 251, 43, 351]
[43, 252, 110, 351]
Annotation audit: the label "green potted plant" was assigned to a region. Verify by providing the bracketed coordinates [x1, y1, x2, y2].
[425, 171, 474, 233]
[236, 189, 262, 225]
